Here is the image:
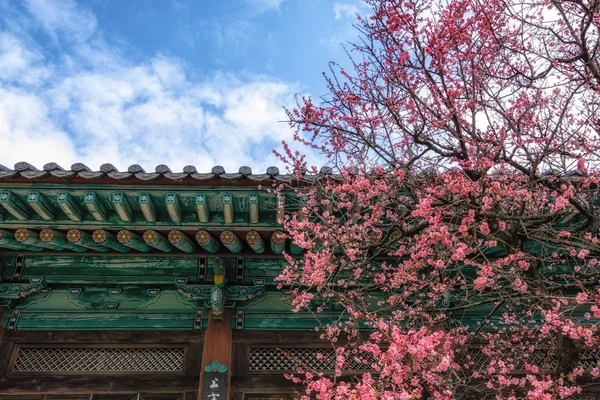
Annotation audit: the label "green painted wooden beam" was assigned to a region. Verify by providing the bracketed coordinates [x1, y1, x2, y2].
[92, 229, 131, 252]
[222, 193, 234, 224]
[56, 191, 83, 222]
[0, 229, 43, 251]
[249, 193, 259, 224]
[14, 228, 65, 251]
[10, 311, 196, 330]
[165, 193, 182, 224]
[27, 191, 55, 221]
[195, 193, 209, 223]
[66, 229, 109, 252]
[195, 230, 220, 253]
[168, 230, 196, 253]
[117, 230, 152, 252]
[111, 192, 132, 222]
[246, 230, 265, 253]
[138, 192, 156, 222]
[84, 191, 108, 222]
[143, 230, 173, 252]
[270, 231, 286, 254]
[39, 229, 86, 252]
[220, 230, 242, 253]
[0, 190, 29, 220]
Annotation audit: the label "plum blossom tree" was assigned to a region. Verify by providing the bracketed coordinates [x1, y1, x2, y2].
[276, 0, 600, 398]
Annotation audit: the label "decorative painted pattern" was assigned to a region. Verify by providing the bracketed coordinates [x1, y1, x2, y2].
[165, 193, 182, 223]
[222, 193, 234, 224]
[117, 230, 151, 252]
[92, 229, 130, 253]
[15, 228, 31, 242]
[67, 228, 82, 243]
[249, 193, 259, 224]
[0, 190, 29, 220]
[138, 192, 156, 222]
[92, 229, 107, 244]
[57, 191, 82, 222]
[246, 230, 265, 253]
[270, 231, 286, 254]
[39, 228, 54, 242]
[27, 191, 55, 220]
[142, 230, 172, 252]
[111, 192, 131, 222]
[195, 193, 209, 223]
[220, 230, 242, 253]
[168, 230, 195, 253]
[83, 191, 107, 222]
[195, 230, 220, 253]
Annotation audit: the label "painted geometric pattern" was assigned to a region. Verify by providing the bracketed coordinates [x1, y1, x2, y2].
[248, 347, 373, 372]
[249, 347, 600, 373]
[12, 347, 185, 372]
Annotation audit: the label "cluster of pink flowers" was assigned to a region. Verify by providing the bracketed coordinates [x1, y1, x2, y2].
[277, 0, 600, 397]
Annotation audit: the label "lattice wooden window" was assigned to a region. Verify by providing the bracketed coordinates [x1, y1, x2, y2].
[247, 347, 373, 373]
[467, 347, 600, 371]
[10, 346, 185, 374]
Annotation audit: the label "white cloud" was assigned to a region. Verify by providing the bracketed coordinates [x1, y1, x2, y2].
[0, 0, 324, 173]
[0, 33, 51, 86]
[333, 3, 359, 19]
[244, 0, 284, 12]
[24, 0, 98, 42]
[0, 87, 79, 167]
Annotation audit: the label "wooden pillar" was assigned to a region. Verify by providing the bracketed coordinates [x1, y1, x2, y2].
[199, 310, 232, 400]
[0, 309, 4, 343]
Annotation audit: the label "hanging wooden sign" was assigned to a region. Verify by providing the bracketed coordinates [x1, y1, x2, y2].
[201, 360, 228, 400]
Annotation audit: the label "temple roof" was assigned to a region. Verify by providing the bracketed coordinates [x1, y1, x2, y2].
[0, 162, 333, 185]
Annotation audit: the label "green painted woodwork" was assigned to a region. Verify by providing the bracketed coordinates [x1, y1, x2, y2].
[168, 230, 196, 253]
[57, 191, 83, 221]
[15, 228, 65, 251]
[143, 230, 173, 252]
[6, 311, 197, 330]
[0, 229, 43, 251]
[270, 231, 286, 254]
[84, 191, 107, 222]
[249, 193, 259, 224]
[111, 192, 132, 222]
[20, 254, 200, 283]
[195, 193, 209, 222]
[138, 192, 156, 222]
[0, 185, 286, 229]
[220, 230, 242, 253]
[66, 228, 109, 252]
[39, 228, 86, 253]
[0, 190, 28, 220]
[246, 231, 265, 253]
[92, 229, 131, 253]
[195, 230, 220, 253]
[27, 191, 55, 220]
[0, 279, 46, 299]
[222, 192, 234, 224]
[290, 242, 303, 255]
[117, 230, 152, 252]
[165, 193, 182, 223]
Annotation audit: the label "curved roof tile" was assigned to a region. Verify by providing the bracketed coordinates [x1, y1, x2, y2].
[0, 161, 338, 184]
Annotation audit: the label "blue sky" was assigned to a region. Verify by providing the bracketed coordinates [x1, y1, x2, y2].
[0, 0, 367, 172]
